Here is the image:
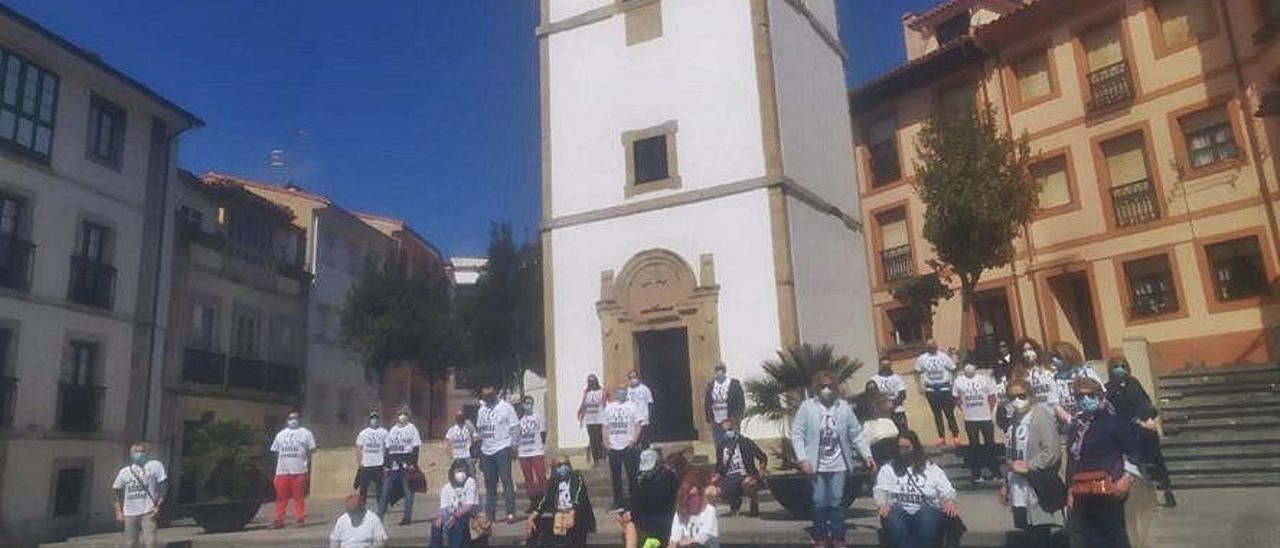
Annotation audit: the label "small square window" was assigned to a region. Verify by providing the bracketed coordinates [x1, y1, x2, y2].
[1180, 106, 1239, 169]
[1206, 236, 1268, 301]
[633, 135, 669, 184]
[887, 308, 928, 347]
[88, 95, 125, 167]
[623, 122, 679, 197]
[1123, 255, 1178, 318]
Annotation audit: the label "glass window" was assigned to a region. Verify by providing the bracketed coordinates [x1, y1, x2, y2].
[80, 222, 110, 262]
[1083, 23, 1125, 72]
[633, 134, 669, 184]
[88, 95, 126, 166]
[0, 194, 21, 236]
[231, 305, 260, 357]
[1206, 236, 1268, 301]
[878, 209, 909, 250]
[1032, 156, 1072, 209]
[1124, 255, 1178, 317]
[867, 117, 900, 186]
[190, 302, 217, 349]
[0, 47, 58, 160]
[888, 308, 926, 347]
[1102, 133, 1150, 186]
[66, 341, 97, 386]
[269, 315, 297, 363]
[1155, 0, 1214, 47]
[1014, 52, 1053, 102]
[52, 467, 86, 517]
[1180, 106, 1239, 169]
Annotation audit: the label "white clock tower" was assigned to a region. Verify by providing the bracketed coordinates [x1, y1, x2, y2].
[539, 0, 876, 449]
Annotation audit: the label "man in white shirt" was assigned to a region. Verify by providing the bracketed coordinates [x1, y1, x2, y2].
[355, 412, 388, 503]
[603, 384, 644, 509]
[914, 340, 960, 447]
[516, 395, 547, 502]
[330, 492, 388, 548]
[476, 384, 519, 522]
[872, 356, 909, 430]
[952, 363, 999, 483]
[270, 410, 316, 529]
[112, 442, 166, 548]
[626, 370, 653, 445]
[443, 409, 477, 477]
[703, 363, 744, 446]
[378, 407, 422, 525]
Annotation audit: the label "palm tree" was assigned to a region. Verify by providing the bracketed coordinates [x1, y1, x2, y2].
[744, 343, 862, 470]
[187, 420, 265, 502]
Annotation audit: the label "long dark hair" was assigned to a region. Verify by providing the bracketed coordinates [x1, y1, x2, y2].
[891, 430, 928, 476]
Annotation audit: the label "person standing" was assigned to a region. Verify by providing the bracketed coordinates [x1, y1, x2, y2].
[443, 410, 477, 478]
[1106, 358, 1176, 508]
[577, 374, 606, 465]
[1067, 378, 1144, 548]
[603, 384, 644, 509]
[711, 418, 767, 517]
[112, 442, 166, 548]
[914, 340, 960, 447]
[330, 491, 388, 548]
[270, 410, 316, 529]
[874, 431, 960, 548]
[517, 395, 548, 503]
[872, 356, 909, 430]
[703, 362, 744, 446]
[379, 407, 423, 525]
[792, 371, 875, 548]
[998, 379, 1065, 537]
[953, 363, 999, 484]
[627, 370, 654, 444]
[477, 384, 520, 522]
[621, 448, 679, 546]
[355, 412, 388, 504]
[430, 461, 478, 548]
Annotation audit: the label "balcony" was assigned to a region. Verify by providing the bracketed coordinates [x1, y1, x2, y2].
[1087, 61, 1134, 114]
[67, 256, 116, 310]
[56, 382, 104, 433]
[1110, 178, 1160, 228]
[182, 347, 227, 385]
[0, 234, 34, 292]
[183, 348, 300, 396]
[0, 376, 15, 429]
[881, 244, 915, 283]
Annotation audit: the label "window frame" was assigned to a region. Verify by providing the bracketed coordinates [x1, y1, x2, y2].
[1168, 97, 1246, 180]
[621, 120, 680, 199]
[1029, 147, 1081, 220]
[882, 305, 932, 355]
[1196, 232, 1274, 313]
[1071, 15, 1141, 113]
[1113, 246, 1187, 325]
[64, 340, 100, 386]
[870, 201, 914, 288]
[863, 114, 903, 189]
[86, 94, 126, 169]
[188, 297, 219, 350]
[1145, 0, 1220, 58]
[1089, 121, 1167, 233]
[0, 45, 59, 163]
[230, 304, 261, 358]
[1004, 47, 1061, 112]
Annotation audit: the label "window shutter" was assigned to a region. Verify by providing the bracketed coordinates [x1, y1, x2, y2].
[1084, 24, 1124, 71]
[1034, 157, 1071, 208]
[880, 216, 909, 249]
[1103, 133, 1149, 186]
[1180, 105, 1228, 134]
[1015, 54, 1052, 101]
[1157, 0, 1211, 46]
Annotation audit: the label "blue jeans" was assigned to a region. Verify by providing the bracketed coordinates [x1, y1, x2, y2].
[480, 447, 516, 517]
[430, 515, 471, 548]
[811, 471, 847, 542]
[378, 468, 414, 521]
[883, 505, 943, 548]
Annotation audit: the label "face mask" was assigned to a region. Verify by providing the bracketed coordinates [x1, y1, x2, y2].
[1112, 367, 1128, 379]
[130, 452, 147, 464]
[1077, 395, 1101, 414]
[368, 418, 380, 428]
[614, 391, 628, 403]
[715, 371, 726, 382]
[879, 365, 892, 375]
[287, 418, 300, 429]
[522, 402, 534, 411]
[1052, 357, 1068, 371]
[398, 414, 409, 425]
[1022, 350, 1037, 363]
[818, 386, 835, 403]
[686, 495, 703, 509]
[453, 471, 467, 484]
[629, 378, 639, 388]
[1010, 398, 1031, 413]
[723, 430, 736, 440]
[348, 509, 364, 524]
[963, 365, 976, 377]
[455, 417, 465, 426]
[556, 464, 572, 478]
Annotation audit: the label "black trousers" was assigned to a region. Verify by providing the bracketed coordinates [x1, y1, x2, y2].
[607, 447, 639, 509]
[925, 391, 960, 438]
[891, 411, 909, 431]
[1139, 429, 1173, 491]
[354, 466, 384, 502]
[1075, 495, 1131, 548]
[586, 424, 605, 463]
[963, 420, 999, 477]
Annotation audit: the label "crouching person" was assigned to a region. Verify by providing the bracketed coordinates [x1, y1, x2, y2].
[330, 491, 388, 548]
[710, 419, 767, 517]
[431, 461, 478, 548]
[527, 456, 596, 547]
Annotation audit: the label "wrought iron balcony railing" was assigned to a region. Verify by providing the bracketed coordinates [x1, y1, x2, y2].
[1110, 178, 1160, 228]
[57, 382, 104, 433]
[1087, 60, 1134, 114]
[881, 244, 915, 283]
[0, 234, 34, 292]
[67, 255, 116, 310]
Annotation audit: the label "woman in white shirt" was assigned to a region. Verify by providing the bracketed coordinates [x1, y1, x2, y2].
[875, 430, 960, 548]
[430, 461, 478, 548]
[669, 482, 718, 548]
[577, 374, 606, 465]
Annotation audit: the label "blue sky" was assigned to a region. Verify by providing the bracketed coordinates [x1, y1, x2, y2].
[6, 0, 935, 256]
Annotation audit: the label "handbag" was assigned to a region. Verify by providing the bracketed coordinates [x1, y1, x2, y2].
[1026, 468, 1068, 513]
[469, 513, 492, 541]
[1069, 470, 1114, 497]
[407, 467, 428, 494]
[941, 514, 967, 547]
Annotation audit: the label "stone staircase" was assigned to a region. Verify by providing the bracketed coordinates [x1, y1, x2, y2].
[1157, 364, 1280, 489]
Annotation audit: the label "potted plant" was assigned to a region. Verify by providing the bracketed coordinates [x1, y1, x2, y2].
[745, 343, 867, 519]
[183, 420, 270, 533]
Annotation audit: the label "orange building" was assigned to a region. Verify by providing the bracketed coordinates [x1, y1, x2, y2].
[851, 0, 1280, 371]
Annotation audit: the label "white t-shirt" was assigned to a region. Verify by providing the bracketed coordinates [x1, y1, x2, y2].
[722, 443, 747, 478]
[439, 477, 479, 514]
[1030, 369, 1059, 407]
[914, 352, 956, 389]
[477, 400, 518, 456]
[112, 461, 167, 517]
[555, 479, 574, 511]
[271, 427, 317, 475]
[873, 463, 957, 515]
[581, 389, 604, 425]
[517, 414, 545, 457]
[953, 374, 995, 422]
[872, 373, 908, 412]
[1005, 410, 1035, 508]
[356, 427, 389, 468]
[444, 423, 474, 460]
[328, 509, 388, 548]
[709, 379, 732, 423]
[602, 401, 641, 450]
[628, 383, 654, 423]
[386, 423, 422, 470]
[669, 504, 719, 546]
[816, 407, 846, 473]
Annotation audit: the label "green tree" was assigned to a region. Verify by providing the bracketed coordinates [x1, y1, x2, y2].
[458, 223, 543, 391]
[912, 103, 1036, 355]
[888, 266, 955, 347]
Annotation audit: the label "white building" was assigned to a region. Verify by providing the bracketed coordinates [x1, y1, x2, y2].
[540, 0, 875, 450]
[0, 4, 201, 543]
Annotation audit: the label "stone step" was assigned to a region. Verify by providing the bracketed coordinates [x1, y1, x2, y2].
[1157, 383, 1278, 399]
[1157, 368, 1280, 388]
[1162, 471, 1280, 489]
[1162, 441, 1280, 461]
[1158, 391, 1280, 411]
[1161, 415, 1280, 434]
[1157, 364, 1280, 382]
[1166, 457, 1280, 475]
[1160, 427, 1280, 447]
[1163, 403, 1280, 422]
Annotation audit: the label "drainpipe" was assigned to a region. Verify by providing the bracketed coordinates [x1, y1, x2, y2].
[1219, 0, 1280, 261]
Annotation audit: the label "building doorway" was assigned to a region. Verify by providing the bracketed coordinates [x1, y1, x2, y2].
[972, 288, 1015, 364]
[634, 327, 696, 442]
[1047, 272, 1103, 360]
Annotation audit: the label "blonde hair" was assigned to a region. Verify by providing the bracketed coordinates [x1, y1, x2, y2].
[1049, 341, 1084, 366]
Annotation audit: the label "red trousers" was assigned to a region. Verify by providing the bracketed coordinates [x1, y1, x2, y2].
[518, 455, 546, 498]
[273, 473, 308, 523]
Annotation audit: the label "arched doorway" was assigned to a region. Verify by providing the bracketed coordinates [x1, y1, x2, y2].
[597, 249, 721, 442]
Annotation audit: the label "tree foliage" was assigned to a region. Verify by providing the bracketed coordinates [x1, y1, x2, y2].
[457, 223, 543, 391]
[889, 268, 955, 333]
[912, 103, 1037, 351]
[186, 420, 266, 501]
[341, 255, 456, 385]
